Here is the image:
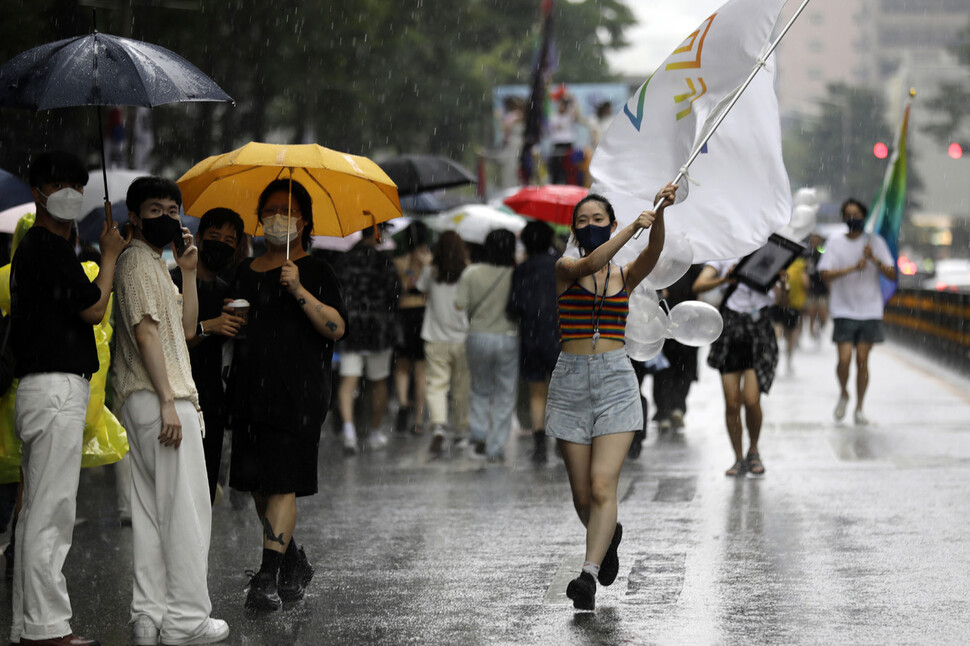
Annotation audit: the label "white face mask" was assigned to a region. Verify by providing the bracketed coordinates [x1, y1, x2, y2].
[41, 188, 84, 223]
[262, 214, 301, 245]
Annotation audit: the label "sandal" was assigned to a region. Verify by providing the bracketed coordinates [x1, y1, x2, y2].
[725, 459, 746, 477]
[746, 452, 765, 477]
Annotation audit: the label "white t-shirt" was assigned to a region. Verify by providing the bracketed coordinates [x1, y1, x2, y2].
[417, 265, 469, 344]
[708, 260, 775, 313]
[817, 233, 892, 320]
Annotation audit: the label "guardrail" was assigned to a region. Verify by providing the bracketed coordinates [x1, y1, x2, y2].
[883, 288, 970, 374]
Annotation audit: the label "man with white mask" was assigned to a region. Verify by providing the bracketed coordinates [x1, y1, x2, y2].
[9, 151, 129, 646]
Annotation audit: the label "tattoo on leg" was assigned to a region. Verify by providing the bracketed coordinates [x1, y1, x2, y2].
[262, 517, 285, 546]
[325, 321, 338, 332]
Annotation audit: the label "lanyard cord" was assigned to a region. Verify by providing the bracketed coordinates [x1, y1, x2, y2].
[591, 263, 612, 338]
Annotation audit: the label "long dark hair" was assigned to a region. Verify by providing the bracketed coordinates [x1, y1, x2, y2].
[433, 230, 468, 284]
[257, 179, 314, 249]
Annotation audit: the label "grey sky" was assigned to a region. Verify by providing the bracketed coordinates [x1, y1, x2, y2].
[606, 1, 731, 78]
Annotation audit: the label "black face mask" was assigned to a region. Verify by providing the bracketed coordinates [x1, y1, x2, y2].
[141, 216, 182, 249]
[199, 239, 235, 271]
[846, 218, 865, 233]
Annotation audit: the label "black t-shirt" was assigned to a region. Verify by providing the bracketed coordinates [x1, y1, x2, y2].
[170, 267, 230, 400]
[10, 226, 102, 377]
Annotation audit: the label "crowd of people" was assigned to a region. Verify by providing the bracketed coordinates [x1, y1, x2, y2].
[0, 147, 898, 642]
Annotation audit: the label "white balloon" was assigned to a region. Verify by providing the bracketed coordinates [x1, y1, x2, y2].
[667, 301, 724, 346]
[626, 285, 669, 344]
[793, 187, 819, 208]
[626, 335, 666, 362]
[646, 232, 694, 289]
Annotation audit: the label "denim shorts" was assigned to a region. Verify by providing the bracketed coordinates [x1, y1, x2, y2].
[832, 318, 885, 344]
[545, 349, 643, 444]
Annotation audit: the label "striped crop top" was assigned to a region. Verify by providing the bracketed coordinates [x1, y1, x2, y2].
[557, 270, 630, 343]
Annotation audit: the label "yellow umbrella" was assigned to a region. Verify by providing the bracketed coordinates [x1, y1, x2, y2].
[177, 142, 402, 240]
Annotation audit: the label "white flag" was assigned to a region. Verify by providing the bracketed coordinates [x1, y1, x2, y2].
[589, 0, 792, 263]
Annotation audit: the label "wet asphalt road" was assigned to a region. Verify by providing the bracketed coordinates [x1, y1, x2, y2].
[3, 337, 970, 645]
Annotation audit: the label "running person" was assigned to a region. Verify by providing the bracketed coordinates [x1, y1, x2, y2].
[547, 184, 676, 610]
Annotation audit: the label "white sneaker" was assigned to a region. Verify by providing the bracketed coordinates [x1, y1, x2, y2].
[854, 409, 869, 426]
[670, 409, 685, 430]
[834, 393, 849, 420]
[367, 430, 389, 450]
[132, 615, 159, 646]
[342, 431, 358, 454]
[174, 618, 230, 645]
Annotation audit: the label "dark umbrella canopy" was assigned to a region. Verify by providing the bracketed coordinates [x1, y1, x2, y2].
[0, 168, 33, 211]
[0, 32, 233, 109]
[379, 154, 476, 197]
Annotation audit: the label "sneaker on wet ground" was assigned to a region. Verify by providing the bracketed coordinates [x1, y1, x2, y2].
[174, 617, 230, 645]
[670, 409, 685, 430]
[854, 409, 869, 426]
[429, 425, 446, 456]
[279, 545, 314, 602]
[834, 393, 849, 420]
[245, 570, 282, 612]
[565, 571, 596, 611]
[469, 440, 487, 459]
[132, 615, 159, 646]
[367, 431, 389, 451]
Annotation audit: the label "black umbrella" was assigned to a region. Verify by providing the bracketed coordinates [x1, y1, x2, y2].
[0, 30, 233, 224]
[378, 154, 476, 197]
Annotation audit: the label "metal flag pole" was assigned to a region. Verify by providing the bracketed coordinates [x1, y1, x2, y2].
[635, 0, 813, 239]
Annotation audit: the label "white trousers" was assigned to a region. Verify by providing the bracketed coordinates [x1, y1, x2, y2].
[10, 373, 89, 642]
[121, 391, 214, 644]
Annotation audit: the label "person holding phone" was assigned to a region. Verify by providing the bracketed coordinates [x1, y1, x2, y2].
[112, 176, 229, 645]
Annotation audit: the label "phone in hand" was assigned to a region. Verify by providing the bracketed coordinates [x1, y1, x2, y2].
[173, 232, 187, 257]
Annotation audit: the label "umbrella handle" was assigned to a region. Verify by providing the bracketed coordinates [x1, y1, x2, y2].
[364, 210, 379, 243]
[104, 200, 113, 228]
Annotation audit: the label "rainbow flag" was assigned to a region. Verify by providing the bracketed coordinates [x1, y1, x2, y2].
[867, 97, 911, 303]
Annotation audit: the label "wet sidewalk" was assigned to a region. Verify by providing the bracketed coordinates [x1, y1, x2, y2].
[2, 336, 970, 645]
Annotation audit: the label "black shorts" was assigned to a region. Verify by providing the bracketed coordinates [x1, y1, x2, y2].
[395, 307, 426, 360]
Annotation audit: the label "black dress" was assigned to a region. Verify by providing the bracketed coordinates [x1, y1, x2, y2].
[227, 256, 346, 496]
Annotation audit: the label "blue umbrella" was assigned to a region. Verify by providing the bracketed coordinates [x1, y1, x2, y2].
[0, 30, 233, 224]
[0, 169, 33, 212]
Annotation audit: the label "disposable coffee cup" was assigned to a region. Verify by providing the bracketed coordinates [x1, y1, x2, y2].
[227, 299, 250, 324]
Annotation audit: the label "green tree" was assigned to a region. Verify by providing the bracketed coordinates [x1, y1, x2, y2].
[783, 83, 894, 201]
[923, 21, 970, 145]
[0, 0, 636, 179]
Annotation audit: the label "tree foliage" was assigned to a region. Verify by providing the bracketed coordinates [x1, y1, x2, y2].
[783, 83, 895, 202]
[0, 0, 636, 179]
[923, 21, 970, 144]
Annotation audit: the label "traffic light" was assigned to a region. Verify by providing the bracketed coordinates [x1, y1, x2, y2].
[873, 142, 889, 159]
[948, 142, 964, 160]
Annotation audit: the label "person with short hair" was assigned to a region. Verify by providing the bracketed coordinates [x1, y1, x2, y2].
[818, 198, 896, 425]
[171, 207, 246, 504]
[334, 225, 401, 453]
[9, 150, 129, 646]
[112, 175, 228, 645]
[508, 220, 561, 463]
[226, 179, 346, 612]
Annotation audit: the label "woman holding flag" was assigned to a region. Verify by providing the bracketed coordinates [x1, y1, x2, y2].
[546, 183, 676, 611]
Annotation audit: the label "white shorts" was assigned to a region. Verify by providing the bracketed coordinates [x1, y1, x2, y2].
[339, 348, 394, 380]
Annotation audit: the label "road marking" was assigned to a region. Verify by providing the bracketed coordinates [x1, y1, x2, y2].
[544, 555, 585, 605]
